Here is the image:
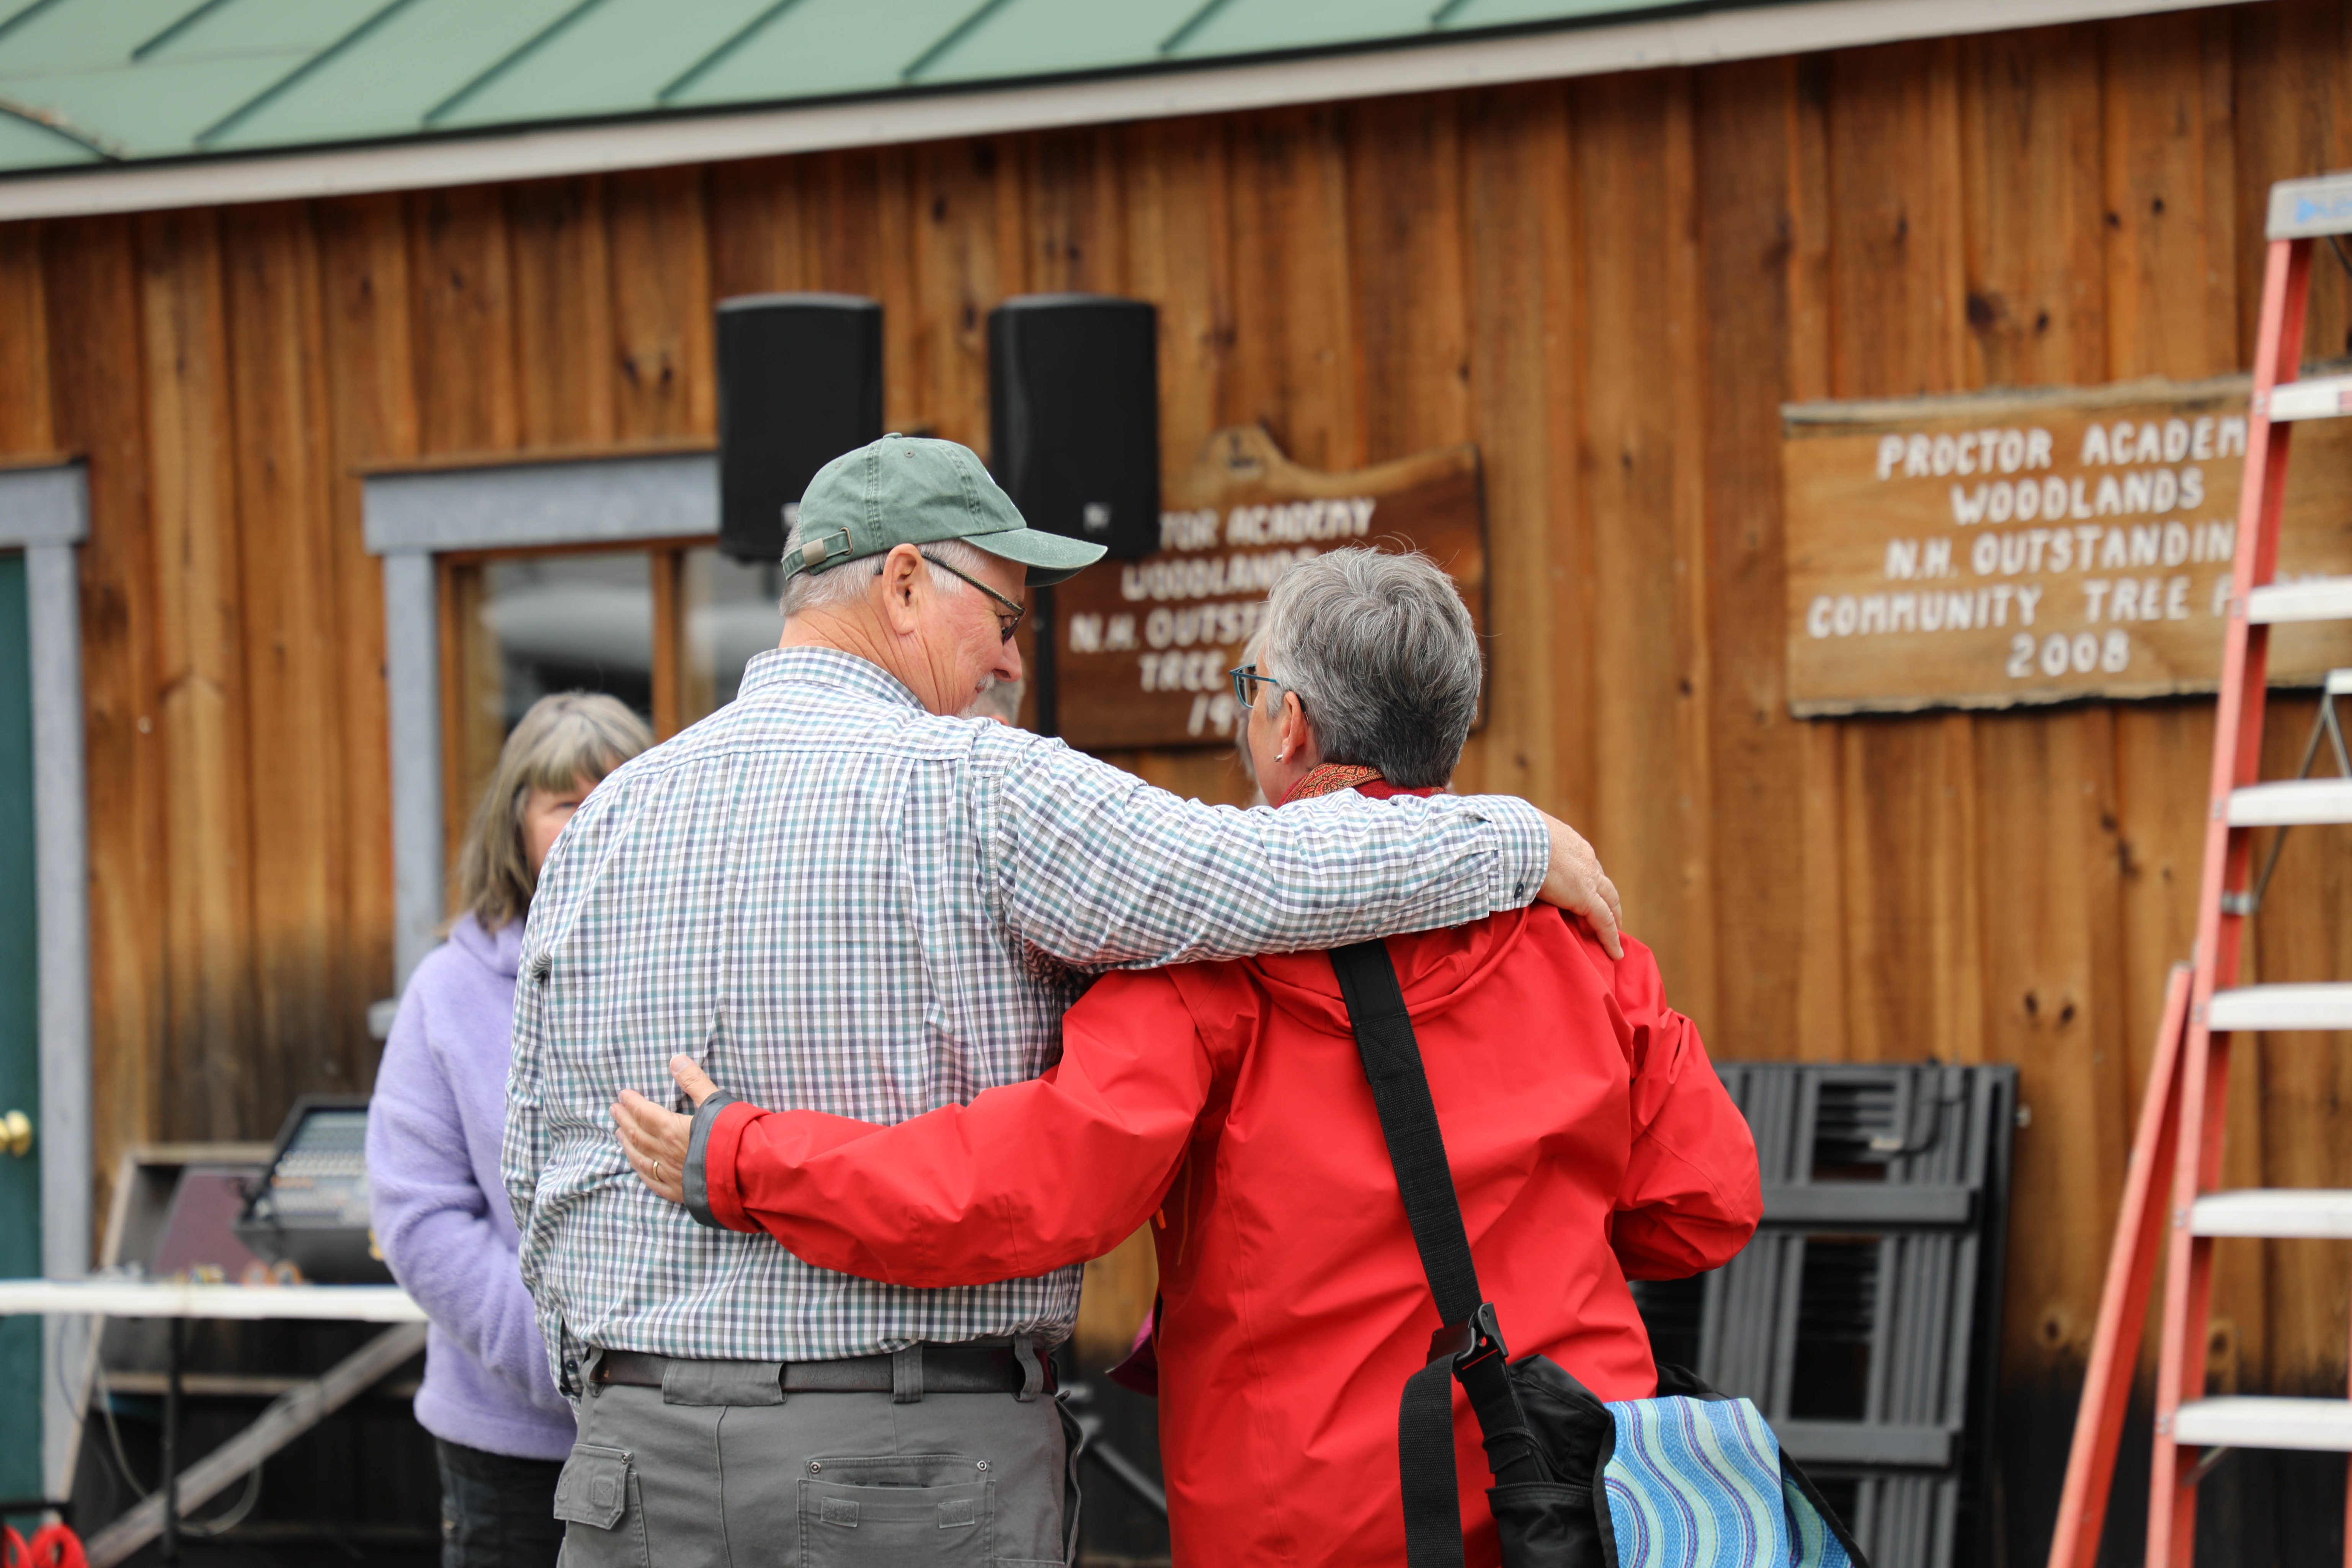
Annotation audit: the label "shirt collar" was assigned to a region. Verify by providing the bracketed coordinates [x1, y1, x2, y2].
[738, 645, 927, 714]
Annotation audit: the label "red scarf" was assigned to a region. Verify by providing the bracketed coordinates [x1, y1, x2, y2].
[1276, 763, 1381, 804]
[1275, 763, 1442, 805]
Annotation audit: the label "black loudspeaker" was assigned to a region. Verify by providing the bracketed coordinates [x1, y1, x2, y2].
[717, 293, 884, 562]
[987, 294, 1160, 562]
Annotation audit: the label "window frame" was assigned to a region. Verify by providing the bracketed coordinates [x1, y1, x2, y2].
[361, 446, 718, 988]
[435, 539, 704, 879]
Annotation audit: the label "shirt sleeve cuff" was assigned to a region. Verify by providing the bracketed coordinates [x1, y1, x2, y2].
[683, 1093, 751, 1231]
[1483, 795, 1551, 911]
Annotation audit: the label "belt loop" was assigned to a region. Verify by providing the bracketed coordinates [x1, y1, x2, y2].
[579, 1346, 606, 1398]
[1013, 1335, 1043, 1403]
[892, 1345, 924, 1403]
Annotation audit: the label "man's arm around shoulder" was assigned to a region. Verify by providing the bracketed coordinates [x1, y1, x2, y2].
[979, 731, 1621, 967]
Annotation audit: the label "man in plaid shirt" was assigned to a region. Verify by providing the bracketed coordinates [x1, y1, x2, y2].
[503, 434, 1620, 1567]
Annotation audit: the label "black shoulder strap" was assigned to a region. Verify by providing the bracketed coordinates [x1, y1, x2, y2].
[1329, 940, 1552, 1568]
[1330, 939, 1483, 1324]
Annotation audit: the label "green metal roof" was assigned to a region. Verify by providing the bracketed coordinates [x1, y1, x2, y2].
[0, 0, 1713, 175]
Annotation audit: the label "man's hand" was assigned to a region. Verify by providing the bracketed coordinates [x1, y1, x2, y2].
[611, 1055, 722, 1207]
[1534, 810, 1624, 959]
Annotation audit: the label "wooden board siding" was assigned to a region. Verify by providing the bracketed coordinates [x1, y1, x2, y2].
[2, 3, 2347, 1555]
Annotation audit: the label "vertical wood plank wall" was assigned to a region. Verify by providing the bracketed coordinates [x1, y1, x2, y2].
[2, 3, 2348, 1556]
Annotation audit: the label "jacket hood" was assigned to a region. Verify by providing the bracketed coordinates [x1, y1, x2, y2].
[1244, 904, 1539, 1035]
[448, 912, 523, 981]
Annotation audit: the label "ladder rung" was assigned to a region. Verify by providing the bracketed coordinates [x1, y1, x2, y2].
[2172, 1396, 2352, 1452]
[2247, 578, 2352, 624]
[2264, 376, 2352, 422]
[2189, 1189, 2352, 1237]
[2267, 172, 2352, 240]
[2208, 984, 2352, 1032]
[2228, 779, 2352, 826]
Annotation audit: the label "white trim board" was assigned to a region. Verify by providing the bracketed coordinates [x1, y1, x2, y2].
[0, 461, 93, 1504]
[381, 554, 439, 991]
[364, 451, 716, 556]
[0, 466, 88, 548]
[0, 0, 2258, 224]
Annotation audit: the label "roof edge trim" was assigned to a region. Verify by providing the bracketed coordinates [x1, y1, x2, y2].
[0, 0, 2252, 222]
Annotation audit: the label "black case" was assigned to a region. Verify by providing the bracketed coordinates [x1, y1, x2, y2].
[717, 292, 885, 563]
[987, 294, 1160, 562]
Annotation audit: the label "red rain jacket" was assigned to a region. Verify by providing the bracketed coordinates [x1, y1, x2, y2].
[701, 822, 1761, 1566]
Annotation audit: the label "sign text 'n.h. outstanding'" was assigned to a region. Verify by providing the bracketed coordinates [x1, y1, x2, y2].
[1052, 425, 1486, 751]
[1782, 374, 2352, 717]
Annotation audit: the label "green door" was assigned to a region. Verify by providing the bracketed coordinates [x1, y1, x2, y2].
[0, 552, 40, 1511]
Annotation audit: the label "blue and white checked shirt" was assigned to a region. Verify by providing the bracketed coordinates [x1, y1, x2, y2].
[502, 647, 1549, 1375]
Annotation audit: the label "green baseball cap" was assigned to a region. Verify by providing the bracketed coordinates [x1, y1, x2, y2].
[781, 434, 1107, 588]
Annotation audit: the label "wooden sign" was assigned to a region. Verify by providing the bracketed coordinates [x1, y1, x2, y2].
[1784, 374, 2352, 716]
[1053, 426, 1486, 750]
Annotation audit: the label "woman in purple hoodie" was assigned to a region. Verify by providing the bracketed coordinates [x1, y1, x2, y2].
[368, 692, 652, 1568]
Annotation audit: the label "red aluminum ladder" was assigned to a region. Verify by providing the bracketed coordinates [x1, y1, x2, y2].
[2048, 169, 2352, 1568]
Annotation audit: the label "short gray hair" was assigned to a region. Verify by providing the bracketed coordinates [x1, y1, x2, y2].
[779, 516, 996, 619]
[1260, 548, 1480, 789]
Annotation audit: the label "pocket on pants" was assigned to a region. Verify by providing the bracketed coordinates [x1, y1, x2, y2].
[552, 1444, 650, 1568]
[798, 1454, 992, 1566]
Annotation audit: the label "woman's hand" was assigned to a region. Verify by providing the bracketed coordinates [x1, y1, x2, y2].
[611, 1055, 722, 1206]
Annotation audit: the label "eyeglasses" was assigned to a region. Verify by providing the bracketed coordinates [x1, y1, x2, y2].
[1228, 663, 1295, 712]
[881, 552, 1027, 643]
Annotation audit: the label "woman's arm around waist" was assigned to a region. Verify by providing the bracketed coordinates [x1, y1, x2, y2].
[696, 970, 1220, 1287]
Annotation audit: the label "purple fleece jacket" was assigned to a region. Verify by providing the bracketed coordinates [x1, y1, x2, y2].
[367, 915, 576, 1460]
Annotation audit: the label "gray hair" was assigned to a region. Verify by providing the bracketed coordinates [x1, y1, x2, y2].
[779, 515, 996, 619]
[1260, 547, 1480, 789]
[455, 691, 652, 928]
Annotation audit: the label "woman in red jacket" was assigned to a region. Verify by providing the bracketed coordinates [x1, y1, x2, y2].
[617, 547, 1762, 1568]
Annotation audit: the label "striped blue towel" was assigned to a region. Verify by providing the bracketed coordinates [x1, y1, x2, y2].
[1604, 1396, 1855, 1568]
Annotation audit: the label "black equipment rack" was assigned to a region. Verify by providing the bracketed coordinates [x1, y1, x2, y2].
[1634, 1062, 2016, 1568]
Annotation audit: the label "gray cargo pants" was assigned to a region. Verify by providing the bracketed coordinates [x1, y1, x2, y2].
[552, 1350, 1081, 1567]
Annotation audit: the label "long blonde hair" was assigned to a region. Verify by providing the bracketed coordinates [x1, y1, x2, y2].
[456, 692, 652, 929]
